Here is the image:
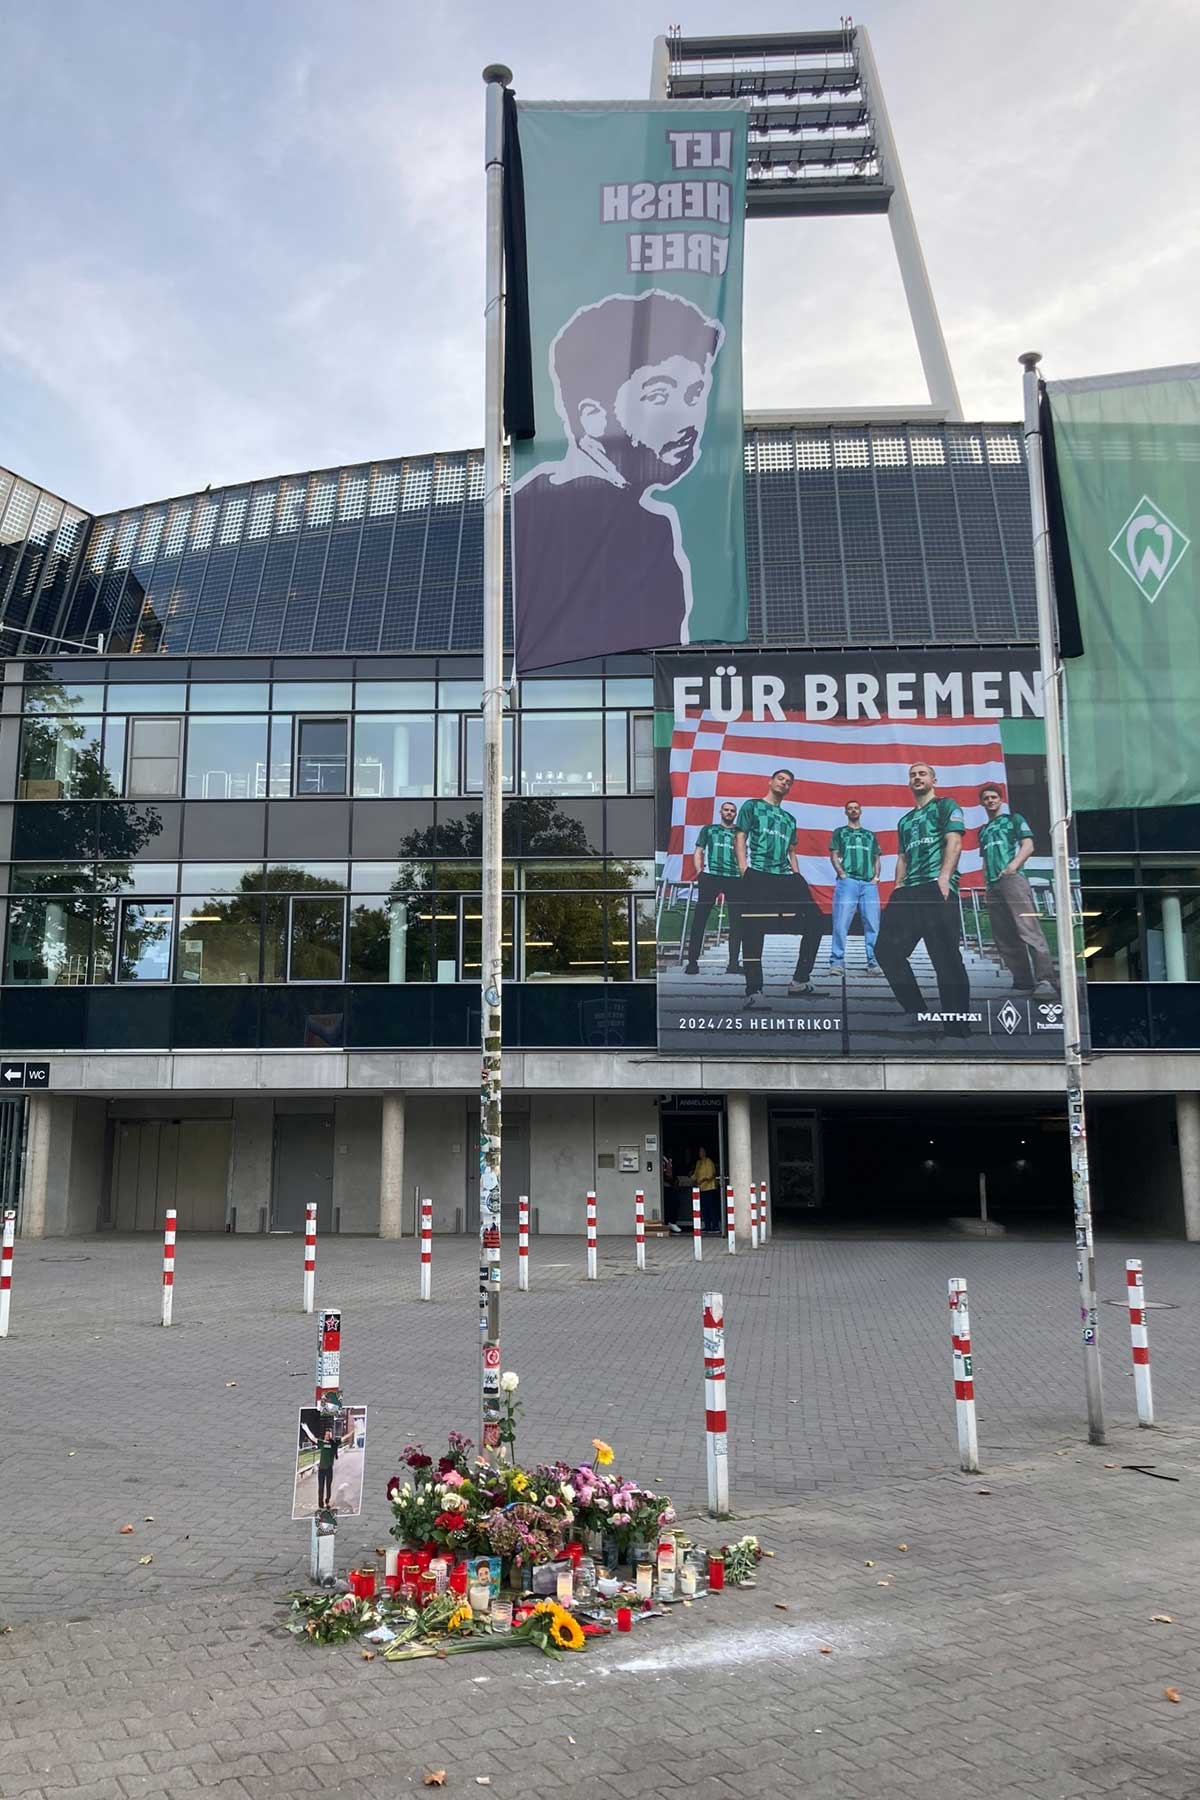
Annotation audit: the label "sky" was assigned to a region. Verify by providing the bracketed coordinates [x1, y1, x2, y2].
[1, 0, 1196, 515]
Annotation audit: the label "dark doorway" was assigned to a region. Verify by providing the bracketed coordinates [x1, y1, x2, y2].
[658, 1099, 726, 1229]
[814, 1104, 1069, 1231]
[272, 1111, 335, 1232]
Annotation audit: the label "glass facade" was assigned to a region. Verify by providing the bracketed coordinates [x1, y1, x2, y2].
[0, 427, 1036, 660]
[1, 659, 657, 1022]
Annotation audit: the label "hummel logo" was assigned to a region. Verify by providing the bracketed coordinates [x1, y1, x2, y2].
[1037, 1002, 1063, 1023]
[1109, 495, 1190, 604]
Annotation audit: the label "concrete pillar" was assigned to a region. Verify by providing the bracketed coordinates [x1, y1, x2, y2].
[1178, 1091, 1200, 1243]
[727, 1090, 753, 1244]
[380, 1092, 405, 1239]
[20, 1095, 53, 1238]
[1162, 895, 1187, 982]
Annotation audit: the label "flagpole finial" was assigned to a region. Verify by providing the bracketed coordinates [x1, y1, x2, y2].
[483, 64, 513, 86]
[1019, 351, 1042, 371]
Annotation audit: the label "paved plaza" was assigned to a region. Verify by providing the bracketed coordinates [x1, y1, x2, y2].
[3, 1229, 1200, 1798]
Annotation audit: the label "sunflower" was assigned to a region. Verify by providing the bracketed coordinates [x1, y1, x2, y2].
[533, 1600, 586, 1652]
[446, 1604, 474, 1631]
[510, 1471, 529, 1494]
[591, 1439, 614, 1467]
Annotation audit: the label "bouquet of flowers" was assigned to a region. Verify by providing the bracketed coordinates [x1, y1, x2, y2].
[285, 1592, 383, 1643]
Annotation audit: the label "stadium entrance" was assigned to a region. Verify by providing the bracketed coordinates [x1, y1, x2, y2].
[769, 1098, 1070, 1233]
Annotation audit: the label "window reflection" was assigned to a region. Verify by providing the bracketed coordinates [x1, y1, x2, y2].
[1081, 890, 1144, 982]
[353, 715, 436, 797]
[524, 892, 606, 980]
[177, 892, 262, 985]
[118, 899, 175, 982]
[5, 896, 95, 984]
[19, 716, 108, 798]
[185, 716, 269, 798]
[520, 714, 604, 795]
[296, 718, 349, 795]
[289, 895, 345, 980]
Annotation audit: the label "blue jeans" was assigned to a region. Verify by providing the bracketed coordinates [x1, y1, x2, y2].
[830, 877, 880, 965]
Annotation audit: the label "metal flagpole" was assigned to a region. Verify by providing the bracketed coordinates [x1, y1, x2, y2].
[1020, 351, 1105, 1445]
[478, 64, 512, 1463]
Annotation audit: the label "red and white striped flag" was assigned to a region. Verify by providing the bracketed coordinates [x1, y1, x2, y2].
[666, 713, 1007, 908]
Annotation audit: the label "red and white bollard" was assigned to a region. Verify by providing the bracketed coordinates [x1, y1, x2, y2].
[759, 1179, 770, 1243]
[635, 1189, 646, 1272]
[303, 1201, 317, 1314]
[1126, 1258, 1154, 1427]
[0, 1208, 14, 1339]
[703, 1291, 730, 1517]
[161, 1208, 176, 1327]
[419, 1196, 432, 1301]
[725, 1182, 736, 1255]
[692, 1185, 703, 1261]
[749, 1184, 759, 1250]
[586, 1190, 597, 1280]
[948, 1277, 980, 1472]
[517, 1194, 530, 1291]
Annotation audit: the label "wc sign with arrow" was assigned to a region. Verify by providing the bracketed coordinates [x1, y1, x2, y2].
[0, 1062, 50, 1091]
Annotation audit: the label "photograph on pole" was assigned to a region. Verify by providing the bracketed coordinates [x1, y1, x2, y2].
[510, 101, 748, 670]
[654, 650, 1088, 1058]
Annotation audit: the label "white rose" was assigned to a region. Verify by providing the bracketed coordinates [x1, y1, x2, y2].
[561, 1483, 575, 1503]
[499, 1371, 520, 1393]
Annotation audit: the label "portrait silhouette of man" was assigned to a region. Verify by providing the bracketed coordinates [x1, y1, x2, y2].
[513, 288, 724, 670]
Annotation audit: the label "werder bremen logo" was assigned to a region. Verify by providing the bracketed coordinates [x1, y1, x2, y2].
[1109, 495, 1190, 603]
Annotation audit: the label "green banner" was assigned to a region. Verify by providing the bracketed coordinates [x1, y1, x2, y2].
[1047, 366, 1199, 810]
[512, 102, 748, 671]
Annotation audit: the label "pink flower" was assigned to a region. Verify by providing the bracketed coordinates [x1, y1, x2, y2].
[612, 1512, 631, 1526]
[442, 1469, 465, 1489]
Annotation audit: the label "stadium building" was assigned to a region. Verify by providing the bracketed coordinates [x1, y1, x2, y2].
[1, 27, 1197, 1242]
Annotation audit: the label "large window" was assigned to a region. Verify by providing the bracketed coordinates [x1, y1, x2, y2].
[19, 716, 107, 798]
[520, 713, 604, 796]
[177, 889, 263, 984]
[353, 716, 436, 797]
[288, 895, 345, 980]
[16, 672, 658, 802]
[185, 716, 269, 799]
[117, 898, 175, 981]
[5, 896, 94, 984]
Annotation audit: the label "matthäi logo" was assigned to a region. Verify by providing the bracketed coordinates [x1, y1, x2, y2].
[1109, 495, 1190, 604]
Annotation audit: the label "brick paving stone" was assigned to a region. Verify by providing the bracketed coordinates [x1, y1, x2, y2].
[2, 1232, 1200, 1796]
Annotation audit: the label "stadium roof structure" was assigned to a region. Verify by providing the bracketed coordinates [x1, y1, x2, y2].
[653, 24, 962, 421]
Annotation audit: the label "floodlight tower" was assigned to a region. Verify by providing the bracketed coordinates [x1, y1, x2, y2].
[651, 25, 962, 420]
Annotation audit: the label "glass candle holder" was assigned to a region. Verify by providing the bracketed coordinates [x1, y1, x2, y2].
[556, 1567, 575, 1605]
[679, 1562, 698, 1598]
[490, 1600, 513, 1635]
[636, 1562, 654, 1601]
[708, 1553, 725, 1592]
[429, 1558, 448, 1594]
[616, 1606, 632, 1632]
[468, 1580, 492, 1617]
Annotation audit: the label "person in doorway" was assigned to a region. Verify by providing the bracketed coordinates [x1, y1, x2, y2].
[688, 1145, 720, 1233]
[734, 770, 825, 1008]
[669, 1144, 695, 1233]
[874, 762, 972, 1039]
[828, 798, 881, 973]
[977, 783, 1058, 993]
[686, 800, 743, 974]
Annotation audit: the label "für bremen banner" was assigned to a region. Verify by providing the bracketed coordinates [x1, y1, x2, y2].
[1045, 364, 1200, 811]
[654, 652, 1087, 1060]
[511, 103, 748, 672]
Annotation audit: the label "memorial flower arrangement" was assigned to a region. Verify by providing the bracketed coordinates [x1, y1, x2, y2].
[286, 1591, 383, 1643]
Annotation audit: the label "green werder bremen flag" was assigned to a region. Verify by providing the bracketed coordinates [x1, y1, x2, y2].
[1046, 364, 1200, 810]
[511, 102, 748, 672]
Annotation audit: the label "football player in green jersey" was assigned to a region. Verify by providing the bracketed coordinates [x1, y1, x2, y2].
[875, 761, 972, 1037]
[734, 769, 825, 1008]
[685, 800, 743, 975]
[977, 782, 1057, 993]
